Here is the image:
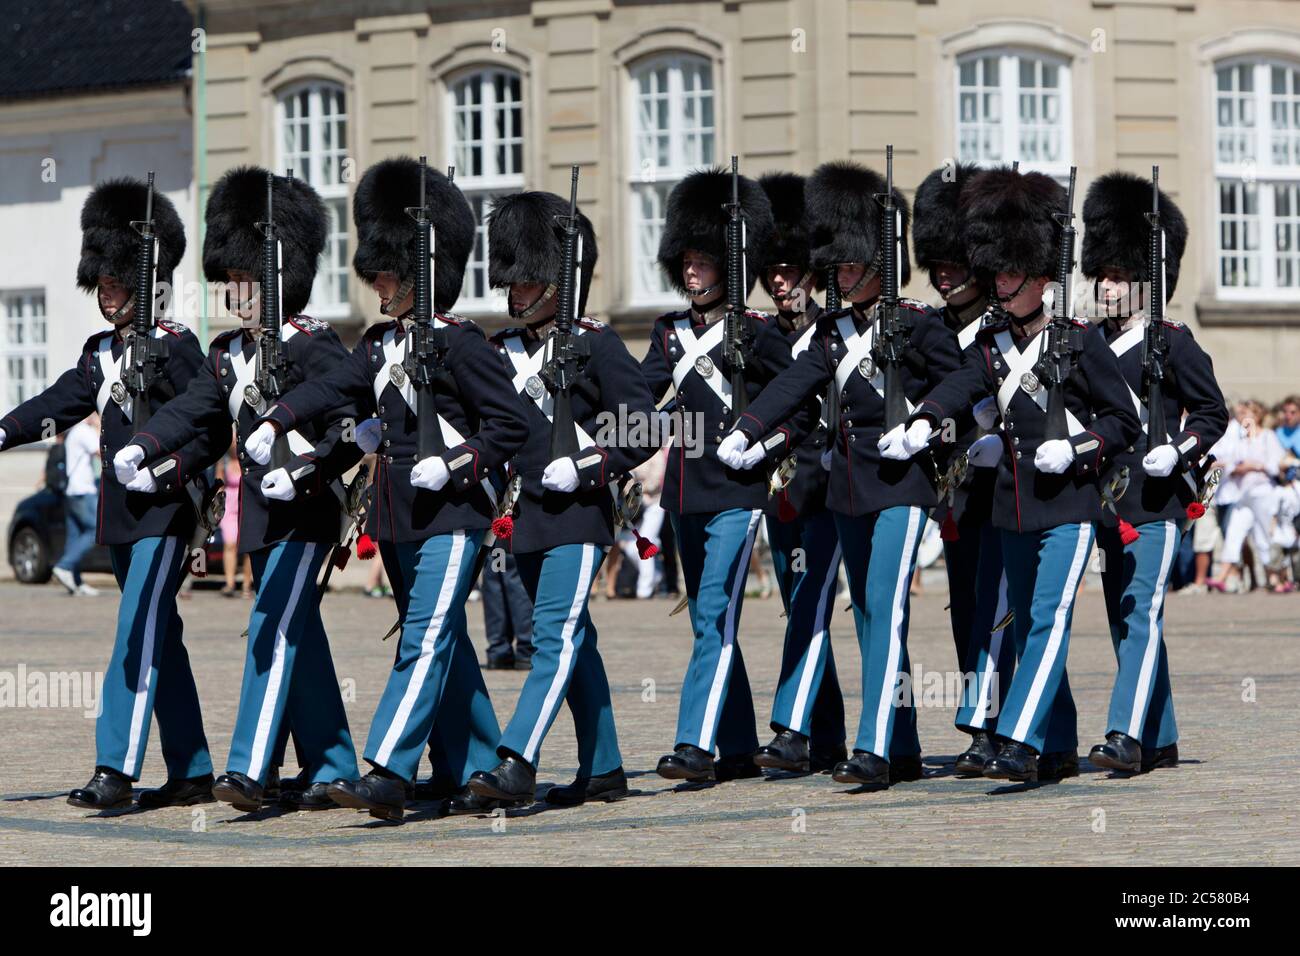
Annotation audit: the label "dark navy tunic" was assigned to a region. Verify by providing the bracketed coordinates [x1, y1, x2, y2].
[133, 316, 362, 554]
[767, 301, 830, 519]
[734, 298, 962, 517]
[260, 314, 529, 543]
[492, 318, 660, 554]
[0, 320, 227, 544]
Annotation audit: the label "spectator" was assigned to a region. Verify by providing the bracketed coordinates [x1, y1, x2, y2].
[481, 552, 535, 670]
[215, 434, 252, 598]
[1210, 400, 1283, 593]
[1276, 395, 1300, 458]
[52, 414, 100, 596]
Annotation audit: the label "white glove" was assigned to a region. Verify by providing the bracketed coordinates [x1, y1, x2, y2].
[967, 433, 1004, 468]
[1034, 438, 1075, 474]
[878, 420, 933, 460]
[260, 467, 296, 501]
[739, 442, 768, 470]
[973, 396, 1000, 431]
[1142, 444, 1179, 478]
[542, 457, 580, 493]
[820, 449, 833, 472]
[125, 467, 157, 493]
[717, 431, 750, 469]
[355, 418, 382, 455]
[245, 422, 278, 466]
[113, 444, 145, 484]
[0, 427, 7, 449]
[410, 455, 450, 492]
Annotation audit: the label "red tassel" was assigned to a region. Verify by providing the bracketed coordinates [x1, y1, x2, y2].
[940, 511, 960, 542]
[491, 515, 514, 540]
[333, 545, 351, 570]
[355, 533, 377, 560]
[1118, 519, 1141, 545]
[1186, 502, 1205, 521]
[636, 532, 660, 560]
[777, 493, 798, 523]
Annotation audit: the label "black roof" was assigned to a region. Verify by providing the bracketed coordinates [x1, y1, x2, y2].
[0, 0, 193, 101]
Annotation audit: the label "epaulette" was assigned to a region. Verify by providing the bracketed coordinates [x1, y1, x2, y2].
[975, 317, 1009, 339]
[435, 312, 467, 327]
[156, 319, 188, 337]
[900, 297, 934, 314]
[1159, 318, 1186, 331]
[287, 315, 329, 335]
[744, 308, 770, 323]
[577, 316, 606, 331]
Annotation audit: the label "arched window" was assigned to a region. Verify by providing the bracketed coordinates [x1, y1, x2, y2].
[956, 48, 1071, 179]
[627, 53, 716, 304]
[276, 80, 349, 318]
[445, 67, 525, 312]
[1214, 57, 1300, 299]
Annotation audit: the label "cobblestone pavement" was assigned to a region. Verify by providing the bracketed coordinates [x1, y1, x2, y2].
[0, 577, 1296, 865]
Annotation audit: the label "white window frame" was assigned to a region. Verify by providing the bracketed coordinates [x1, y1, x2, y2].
[444, 67, 526, 314]
[955, 47, 1073, 181]
[1213, 56, 1300, 302]
[275, 80, 350, 320]
[1, 290, 48, 408]
[626, 52, 717, 307]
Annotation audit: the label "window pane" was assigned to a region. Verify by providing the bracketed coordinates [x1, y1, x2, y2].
[1218, 179, 1261, 288]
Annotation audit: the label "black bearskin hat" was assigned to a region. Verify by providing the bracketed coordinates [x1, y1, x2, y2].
[959, 167, 1066, 279]
[805, 160, 911, 286]
[912, 162, 980, 272]
[203, 166, 328, 318]
[487, 191, 598, 315]
[657, 166, 775, 297]
[77, 178, 186, 293]
[352, 157, 475, 312]
[1082, 170, 1188, 301]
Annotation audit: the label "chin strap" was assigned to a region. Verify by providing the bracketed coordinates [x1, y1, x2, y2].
[841, 263, 877, 301]
[380, 276, 416, 316]
[102, 292, 138, 325]
[511, 282, 558, 320]
[994, 274, 1031, 305]
[764, 268, 816, 311]
[933, 267, 975, 301]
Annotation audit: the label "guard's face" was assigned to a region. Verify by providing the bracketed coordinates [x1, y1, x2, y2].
[510, 281, 556, 321]
[995, 272, 1049, 319]
[682, 251, 720, 299]
[838, 262, 881, 304]
[97, 275, 132, 327]
[1097, 267, 1137, 317]
[226, 268, 258, 325]
[374, 271, 413, 316]
[764, 265, 807, 309]
[930, 261, 972, 300]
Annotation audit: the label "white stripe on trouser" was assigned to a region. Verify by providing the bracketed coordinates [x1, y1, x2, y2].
[1128, 522, 1176, 739]
[788, 541, 844, 730]
[972, 572, 1011, 725]
[872, 507, 923, 755]
[698, 510, 763, 751]
[522, 544, 599, 762]
[1011, 524, 1093, 744]
[122, 537, 179, 776]
[374, 532, 467, 767]
[247, 543, 318, 776]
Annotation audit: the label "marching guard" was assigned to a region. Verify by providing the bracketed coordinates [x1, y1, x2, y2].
[720, 157, 961, 790]
[748, 171, 847, 774]
[883, 166, 1141, 782]
[641, 163, 816, 783]
[0, 178, 228, 809]
[1080, 170, 1228, 774]
[465, 177, 659, 807]
[243, 158, 529, 821]
[115, 167, 362, 810]
[911, 163, 1017, 774]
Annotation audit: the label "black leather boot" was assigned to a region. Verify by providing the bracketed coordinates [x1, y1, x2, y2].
[1039, 750, 1080, 781]
[983, 740, 1039, 782]
[448, 788, 506, 815]
[280, 782, 338, 811]
[715, 751, 762, 782]
[545, 767, 630, 806]
[810, 741, 849, 774]
[656, 744, 715, 782]
[212, 772, 265, 812]
[137, 773, 215, 809]
[831, 751, 890, 790]
[890, 754, 924, 783]
[467, 755, 537, 804]
[954, 731, 999, 777]
[327, 770, 408, 822]
[67, 767, 133, 810]
[1089, 732, 1142, 773]
[753, 729, 811, 772]
[1141, 742, 1179, 772]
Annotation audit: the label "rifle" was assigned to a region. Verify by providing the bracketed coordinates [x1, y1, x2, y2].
[822, 264, 842, 450]
[1033, 166, 1083, 441]
[1141, 165, 1170, 454]
[721, 156, 754, 427]
[871, 145, 911, 430]
[253, 172, 291, 469]
[401, 155, 451, 462]
[122, 171, 169, 432]
[539, 165, 589, 462]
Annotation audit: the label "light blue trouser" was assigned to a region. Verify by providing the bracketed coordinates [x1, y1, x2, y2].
[670, 509, 762, 757]
[226, 541, 358, 786]
[100, 537, 211, 781]
[1098, 520, 1180, 749]
[949, 523, 1017, 733]
[996, 524, 1094, 754]
[767, 511, 846, 746]
[835, 507, 928, 760]
[498, 544, 621, 777]
[364, 531, 495, 781]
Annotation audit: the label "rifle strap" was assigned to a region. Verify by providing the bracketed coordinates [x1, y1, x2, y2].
[993, 327, 1085, 436]
[670, 317, 732, 411]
